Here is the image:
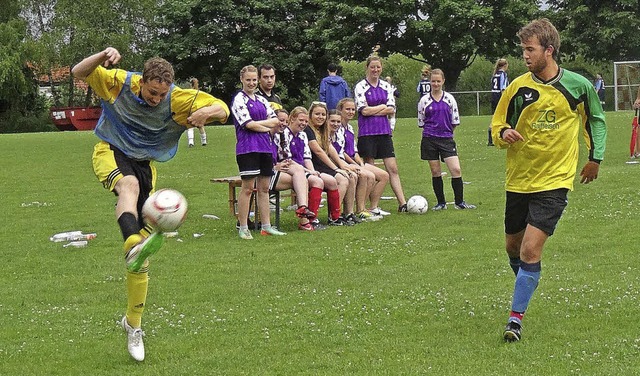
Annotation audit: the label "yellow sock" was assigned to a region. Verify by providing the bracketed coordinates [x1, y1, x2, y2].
[123, 234, 143, 252]
[126, 270, 148, 328]
[140, 224, 154, 238]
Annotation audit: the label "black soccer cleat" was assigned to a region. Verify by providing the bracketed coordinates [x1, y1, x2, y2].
[503, 321, 522, 342]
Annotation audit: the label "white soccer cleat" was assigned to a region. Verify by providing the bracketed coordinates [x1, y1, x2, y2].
[370, 207, 391, 216]
[121, 316, 145, 361]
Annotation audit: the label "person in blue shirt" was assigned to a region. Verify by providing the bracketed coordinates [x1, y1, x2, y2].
[319, 63, 351, 110]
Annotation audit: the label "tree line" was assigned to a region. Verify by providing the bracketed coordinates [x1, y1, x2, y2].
[2, 0, 640, 132]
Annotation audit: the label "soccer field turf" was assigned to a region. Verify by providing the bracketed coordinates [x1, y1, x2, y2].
[1, 112, 639, 375]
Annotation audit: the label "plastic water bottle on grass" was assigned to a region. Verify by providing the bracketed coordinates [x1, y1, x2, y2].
[50, 231, 97, 242]
[63, 241, 88, 248]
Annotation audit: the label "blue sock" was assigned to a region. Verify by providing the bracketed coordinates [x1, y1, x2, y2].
[511, 261, 541, 314]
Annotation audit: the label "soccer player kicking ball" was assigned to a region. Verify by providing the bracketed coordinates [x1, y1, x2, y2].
[72, 48, 229, 360]
[490, 19, 607, 342]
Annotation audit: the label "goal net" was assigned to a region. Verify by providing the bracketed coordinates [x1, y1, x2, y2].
[614, 61, 640, 111]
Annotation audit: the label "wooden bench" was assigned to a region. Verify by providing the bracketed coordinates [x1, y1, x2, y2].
[210, 176, 296, 228]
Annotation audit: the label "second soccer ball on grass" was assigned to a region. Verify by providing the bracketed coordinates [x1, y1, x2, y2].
[406, 195, 428, 214]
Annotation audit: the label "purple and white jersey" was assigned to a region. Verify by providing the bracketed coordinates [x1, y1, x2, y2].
[331, 126, 346, 160]
[270, 134, 279, 166]
[343, 123, 357, 159]
[231, 91, 275, 155]
[288, 128, 312, 166]
[273, 128, 292, 162]
[354, 78, 395, 137]
[417, 91, 460, 138]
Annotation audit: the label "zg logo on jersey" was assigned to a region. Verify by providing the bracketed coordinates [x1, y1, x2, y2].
[532, 109, 559, 130]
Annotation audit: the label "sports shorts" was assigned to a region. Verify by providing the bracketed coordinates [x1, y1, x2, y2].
[420, 137, 458, 161]
[236, 152, 274, 178]
[92, 141, 156, 214]
[357, 134, 395, 159]
[269, 170, 282, 191]
[505, 188, 569, 236]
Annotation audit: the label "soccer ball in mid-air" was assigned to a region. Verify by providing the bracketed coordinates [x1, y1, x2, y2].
[142, 189, 188, 232]
[406, 195, 428, 214]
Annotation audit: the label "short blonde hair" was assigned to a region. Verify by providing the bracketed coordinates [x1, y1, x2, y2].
[517, 18, 560, 60]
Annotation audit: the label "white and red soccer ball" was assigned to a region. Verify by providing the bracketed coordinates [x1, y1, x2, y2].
[142, 189, 188, 232]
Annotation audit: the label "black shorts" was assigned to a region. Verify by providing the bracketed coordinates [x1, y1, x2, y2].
[236, 152, 274, 178]
[491, 92, 502, 113]
[92, 142, 154, 217]
[505, 188, 569, 236]
[420, 137, 458, 161]
[314, 160, 338, 176]
[269, 170, 282, 191]
[357, 135, 395, 159]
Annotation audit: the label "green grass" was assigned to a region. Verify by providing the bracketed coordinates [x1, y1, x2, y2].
[2, 112, 640, 375]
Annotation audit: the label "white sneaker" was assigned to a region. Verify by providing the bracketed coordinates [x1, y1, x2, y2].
[121, 316, 145, 361]
[370, 207, 391, 216]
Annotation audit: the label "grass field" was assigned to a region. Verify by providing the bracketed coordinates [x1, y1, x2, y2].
[2, 112, 640, 375]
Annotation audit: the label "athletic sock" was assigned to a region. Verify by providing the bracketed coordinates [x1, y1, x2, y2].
[118, 212, 140, 241]
[126, 270, 148, 328]
[308, 187, 323, 218]
[327, 189, 341, 220]
[509, 256, 521, 276]
[262, 224, 272, 231]
[511, 261, 541, 315]
[432, 176, 445, 205]
[508, 311, 524, 325]
[451, 177, 464, 204]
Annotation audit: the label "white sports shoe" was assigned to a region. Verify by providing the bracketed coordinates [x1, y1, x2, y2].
[370, 207, 391, 216]
[121, 316, 145, 361]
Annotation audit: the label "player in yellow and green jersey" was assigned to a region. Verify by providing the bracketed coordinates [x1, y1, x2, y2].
[490, 19, 607, 343]
[72, 47, 229, 361]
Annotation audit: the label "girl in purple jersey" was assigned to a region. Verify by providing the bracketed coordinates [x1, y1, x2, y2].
[328, 109, 362, 224]
[305, 102, 354, 225]
[285, 107, 326, 229]
[417, 69, 475, 211]
[231, 65, 287, 239]
[271, 109, 317, 230]
[337, 98, 389, 221]
[354, 56, 407, 212]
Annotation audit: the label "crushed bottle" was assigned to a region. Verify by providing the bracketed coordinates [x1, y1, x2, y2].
[50, 231, 97, 242]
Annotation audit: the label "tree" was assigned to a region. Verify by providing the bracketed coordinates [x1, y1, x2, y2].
[314, 0, 539, 91]
[20, 0, 159, 107]
[0, 2, 40, 116]
[152, 0, 335, 107]
[544, 0, 640, 62]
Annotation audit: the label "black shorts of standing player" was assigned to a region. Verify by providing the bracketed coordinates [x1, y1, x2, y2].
[236, 152, 274, 179]
[505, 188, 569, 236]
[491, 92, 502, 113]
[357, 134, 396, 159]
[420, 136, 458, 162]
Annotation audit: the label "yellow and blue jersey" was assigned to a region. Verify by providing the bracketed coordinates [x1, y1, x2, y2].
[86, 66, 229, 127]
[491, 68, 607, 193]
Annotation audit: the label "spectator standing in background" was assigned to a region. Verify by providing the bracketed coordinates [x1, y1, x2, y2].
[319, 63, 351, 110]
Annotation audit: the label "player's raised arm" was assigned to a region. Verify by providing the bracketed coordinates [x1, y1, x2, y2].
[72, 48, 121, 80]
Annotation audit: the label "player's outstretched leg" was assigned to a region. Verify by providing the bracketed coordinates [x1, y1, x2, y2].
[125, 233, 164, 273]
